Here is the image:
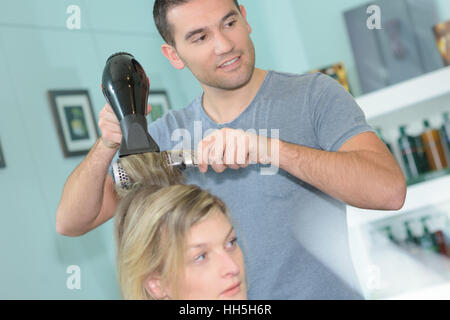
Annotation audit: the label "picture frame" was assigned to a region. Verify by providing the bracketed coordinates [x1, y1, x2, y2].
[434, 20, 450, 66]
[0, 139, 6, 168]
[310, 62, 352, 94]
[48, 89, 99, 157]
[148, 90, 171, 122]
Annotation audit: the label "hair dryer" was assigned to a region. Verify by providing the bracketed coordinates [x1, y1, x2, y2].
[102, 52, 197, 189]
[102, 52, 160, 157]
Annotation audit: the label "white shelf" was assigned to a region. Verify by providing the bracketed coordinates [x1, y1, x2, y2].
[347, 173, 450, 227]
[384, 281, 450, 300]
[348, 67, 450, 227]
[355, 66, 450, 120]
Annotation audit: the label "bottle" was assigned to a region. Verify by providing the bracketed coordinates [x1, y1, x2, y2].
[404, 221, 420, 250]
[376, 128, 393, 154]
[420, 216, 439, 253]
[439, 112, 450, 166]
[382, 225, 398, 244]
[413, 135, 430, 175]
[421, 120, 448, 171]
[429, 215, 450, 257]
[398, 126, 421, 179]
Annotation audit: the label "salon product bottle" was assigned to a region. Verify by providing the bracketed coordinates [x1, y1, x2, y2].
[404, 221, 421, 255]
[421, 120, 448, 171]
[433, 214, 450, 257]
[376, 128, 393, 154]
[383, 226, 397, 244]
[439, 112, 450, 165]
[414, 135, 430, 174]
[398, 126, 421, 179]
[420, 217, 439, 253]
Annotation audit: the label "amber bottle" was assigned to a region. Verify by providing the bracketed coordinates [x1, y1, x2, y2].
[421, 120, 448, 171]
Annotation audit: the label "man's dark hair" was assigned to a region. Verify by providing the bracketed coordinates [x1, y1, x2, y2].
[153, 0, 241, 47]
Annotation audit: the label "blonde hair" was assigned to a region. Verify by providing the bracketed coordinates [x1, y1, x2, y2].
[114, 152, 230, 300]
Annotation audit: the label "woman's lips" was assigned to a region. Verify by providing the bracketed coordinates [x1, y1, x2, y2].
[221, 281, 241, 296]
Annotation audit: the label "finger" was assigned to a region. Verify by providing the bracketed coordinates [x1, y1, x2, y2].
[98, 119, 122, 135]
[210, 143, 227, 173]
[197, 137, 214, 173]
[234, 132, 248, 168]
[240, 151, 250, 169]
[224, 141, 240, 170]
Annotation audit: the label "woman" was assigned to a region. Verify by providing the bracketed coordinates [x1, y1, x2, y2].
[114, 153, 247, 300]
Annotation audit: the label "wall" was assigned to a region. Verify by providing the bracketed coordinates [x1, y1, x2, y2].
[290, 0, 450, 96]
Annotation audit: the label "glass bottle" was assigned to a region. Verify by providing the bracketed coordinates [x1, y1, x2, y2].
[421, 120, 448, 171]
[414, 135, 430, 174]
[420, 217, 439, 253]
[439, 112, 450, 166]
[398, 126, 421, 179]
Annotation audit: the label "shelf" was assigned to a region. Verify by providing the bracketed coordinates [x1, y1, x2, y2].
[355, 66, 450, 120]
[347, 172, 450, 227]
[406, 167, 450, 187]
[384, 281, 450, 300]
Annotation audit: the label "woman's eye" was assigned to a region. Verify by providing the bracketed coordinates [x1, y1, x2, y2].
[194, 253, 207, 262]
[226, 237, 238, 249]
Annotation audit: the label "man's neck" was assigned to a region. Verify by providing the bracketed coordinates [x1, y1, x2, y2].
[201, 68, 267, 124]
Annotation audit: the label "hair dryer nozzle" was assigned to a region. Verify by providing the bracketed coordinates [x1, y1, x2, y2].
[102, 52, 160, 157]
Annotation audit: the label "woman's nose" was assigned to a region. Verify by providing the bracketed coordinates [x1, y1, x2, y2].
[219, 251, 241, 277]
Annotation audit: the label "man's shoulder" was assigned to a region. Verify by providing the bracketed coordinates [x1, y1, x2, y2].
[263, 70, 323, 99]
[268, 70, 336, 88]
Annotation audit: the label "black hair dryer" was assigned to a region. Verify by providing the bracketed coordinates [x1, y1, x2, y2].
[102, 52, 160, 157]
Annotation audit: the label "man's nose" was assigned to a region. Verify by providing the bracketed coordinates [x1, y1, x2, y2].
[214, 31, 234, 56]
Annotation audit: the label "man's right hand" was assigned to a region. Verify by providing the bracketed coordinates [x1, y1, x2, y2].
[98, 103, 152, 149]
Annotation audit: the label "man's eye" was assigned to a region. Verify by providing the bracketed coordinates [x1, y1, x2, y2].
[226, 20, 236, 27]
[194, 35, 206, 43]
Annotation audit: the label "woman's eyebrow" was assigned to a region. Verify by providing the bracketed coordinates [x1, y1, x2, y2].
[187, 226, 234, 249]
[184, 10, 239, 41]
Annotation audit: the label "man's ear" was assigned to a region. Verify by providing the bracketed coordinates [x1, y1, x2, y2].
[145, 277, 169, 300]
[161, 44, 185, 70]
[239, 5, 252, 34]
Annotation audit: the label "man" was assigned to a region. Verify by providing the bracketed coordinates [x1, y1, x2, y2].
[56, 0, 406, 299]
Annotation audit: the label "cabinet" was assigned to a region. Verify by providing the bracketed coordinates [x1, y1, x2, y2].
[347, 66, 450, 299]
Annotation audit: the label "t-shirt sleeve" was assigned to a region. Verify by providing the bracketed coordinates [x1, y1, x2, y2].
[308, 73, 375, 152]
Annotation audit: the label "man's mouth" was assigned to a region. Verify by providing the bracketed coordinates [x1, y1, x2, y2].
[218, 56, 241, 69]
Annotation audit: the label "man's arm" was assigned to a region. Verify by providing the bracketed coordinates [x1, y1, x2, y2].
[278, 131, 407, 211]
[56, 139, 119, 236]
[56, 103, 153, 236]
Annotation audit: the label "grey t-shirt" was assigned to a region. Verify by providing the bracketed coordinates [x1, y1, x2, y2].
[145, 71, 374, 299]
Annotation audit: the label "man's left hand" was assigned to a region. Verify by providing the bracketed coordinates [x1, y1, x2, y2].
[196, 128, 276, 173]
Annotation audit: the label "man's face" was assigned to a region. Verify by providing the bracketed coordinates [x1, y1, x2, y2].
[166, 0, 256, 90]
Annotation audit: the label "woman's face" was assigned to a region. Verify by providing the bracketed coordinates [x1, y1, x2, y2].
[179, 210, 247, 300]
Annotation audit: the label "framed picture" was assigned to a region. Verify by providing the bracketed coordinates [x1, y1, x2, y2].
[434, 20, 450, 66]
[0, 139, 6, 168]
[148, 90, 171, 122]
[48, 90, 99, 157]
[310, 62, 352, 94]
